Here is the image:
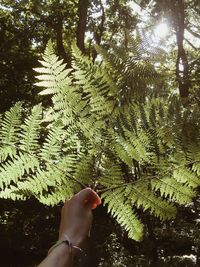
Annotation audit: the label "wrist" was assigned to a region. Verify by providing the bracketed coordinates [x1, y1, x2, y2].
[50, 234, 83, 257]
[59, 232, 84, 248]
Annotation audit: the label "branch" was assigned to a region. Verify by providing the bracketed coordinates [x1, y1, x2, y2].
[185, 38, 197, 50]
[186, 26, 200, 39]
[97, 159, 200, 196]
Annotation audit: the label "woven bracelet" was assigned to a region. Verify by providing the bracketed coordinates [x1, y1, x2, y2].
[48, 234, 83, 255]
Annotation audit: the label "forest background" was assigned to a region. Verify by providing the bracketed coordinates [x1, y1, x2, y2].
[0, 0, 200, 266]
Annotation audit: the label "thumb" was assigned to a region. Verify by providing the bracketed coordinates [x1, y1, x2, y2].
[75, 188, 93, 201]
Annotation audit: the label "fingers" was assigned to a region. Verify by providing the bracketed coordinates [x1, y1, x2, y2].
[85, 190, 101, 209]
[91, 190, 101, 205]
[75, 187, 101, 209]
[75, 188, 92, 201]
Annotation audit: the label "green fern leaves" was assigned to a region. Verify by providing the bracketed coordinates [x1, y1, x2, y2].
[19, 105, 42, 153]
[0, 43, 200, 242]
[102, 188, 144, 241]
[0, 103, 22, 144]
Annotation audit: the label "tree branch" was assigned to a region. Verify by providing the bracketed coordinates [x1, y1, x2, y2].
[185, 38, 197, 50]
[185, 26, 200, 39]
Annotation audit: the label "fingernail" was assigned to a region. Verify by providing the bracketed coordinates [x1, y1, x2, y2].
[92, 203, 97, 209]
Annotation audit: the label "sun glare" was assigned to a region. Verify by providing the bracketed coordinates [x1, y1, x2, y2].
[154, 22, 169, 39]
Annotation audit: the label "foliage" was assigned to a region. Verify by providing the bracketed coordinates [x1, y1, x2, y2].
[0, 0, 139, 112]
[0, 43, 200, 242]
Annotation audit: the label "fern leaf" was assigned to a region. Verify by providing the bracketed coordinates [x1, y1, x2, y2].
[0, 187, 26, 201]
[19, 105, 42, 153]
[173, 168, 200, 188]
[192, 162, 200, 176]
[102, 188, 144, 241]
[99, 160, 123, 187]
[125, 184, 177, 220]
[0, 153, 39, 189]
[0, 102, 22, 145]
[74, 155, 94, 186]
[151, 177, 196, 204]
[0, 146, 17, 162]
[40, 125, 64, 160]
[114, 142, 133, 167]
[38, 180, 74, 206]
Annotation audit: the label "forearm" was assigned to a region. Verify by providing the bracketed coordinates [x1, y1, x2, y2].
[38, 243, 74, 267]
[38, 188, 101, 267]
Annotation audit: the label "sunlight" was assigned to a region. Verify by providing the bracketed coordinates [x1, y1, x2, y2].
[154, 22, 169, 39]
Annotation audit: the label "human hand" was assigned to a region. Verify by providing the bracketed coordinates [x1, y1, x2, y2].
[58, 188, 101, 249]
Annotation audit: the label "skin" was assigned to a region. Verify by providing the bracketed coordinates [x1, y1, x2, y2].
[38, 188, 101, 267]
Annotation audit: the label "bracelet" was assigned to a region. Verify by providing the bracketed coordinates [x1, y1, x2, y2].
[48, 234, 83, 255]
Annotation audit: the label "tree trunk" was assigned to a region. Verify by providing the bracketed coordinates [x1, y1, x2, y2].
[55, 16, 70, 66]
[170, 0, 190, 98]
[92, 0, 105, 62]
[76, 0, 89, 53]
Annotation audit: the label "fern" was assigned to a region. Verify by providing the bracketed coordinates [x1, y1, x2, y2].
[0, 152, 39, 188]
[0, 103, 22, 161]
[0, 102, 22, 145]
[39, 125, 65, 160]
[99, 160, 123, 187]
[74, 154, 94, 187]
[151, 177, 195, 204]
[0, 43, 200, 243]
[173, 167, 200, 188]
[102, 188, 144, 241]
[19, 105, 42, 153]
[124, 183, 176, 220]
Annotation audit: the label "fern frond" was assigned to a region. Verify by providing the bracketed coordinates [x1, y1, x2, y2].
[192, 162, 200, 176]
[1, 41, 200, 243]
[114, 142, 133, 167]
[34, 53, 72, 96]
[13, 155, 77, 198]
[124, 129, 151, 163]
[38, 180, 74, 206]
[0, 146, 17, 162]
[40, 125, 64, 160]
[125, 184, 177, 220]
[0, 153, 39, 189]
[19, 105, 42, 153]
[173, 167, 200, 188]
[151, 177, 196, 204]
[74, 154, 94, 186]
[99, 160, 123, 187]
[0, 187, 26, 201]
[102, 188, 144, 241]
[18, 164, 67, 197]
[0, 102, 22, 145]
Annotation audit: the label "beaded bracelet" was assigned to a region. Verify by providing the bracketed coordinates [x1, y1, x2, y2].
[48, 234, 83, 255]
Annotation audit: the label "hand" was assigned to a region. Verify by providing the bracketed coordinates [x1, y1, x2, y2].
[58, 188, 101, 249]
